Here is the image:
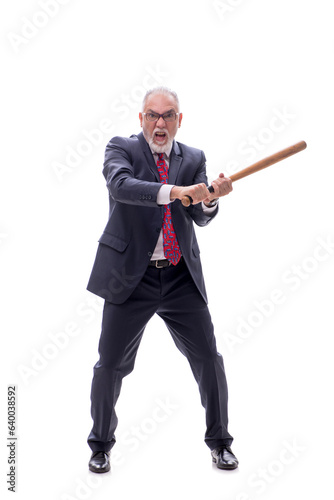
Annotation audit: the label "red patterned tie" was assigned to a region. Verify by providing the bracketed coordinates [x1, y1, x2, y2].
[156, 153, 181, 265]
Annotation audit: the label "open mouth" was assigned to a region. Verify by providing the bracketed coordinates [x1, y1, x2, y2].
[154, 131, 167, 142]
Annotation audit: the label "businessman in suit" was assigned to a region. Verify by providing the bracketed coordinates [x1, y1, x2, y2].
[87, 86, 238, 473]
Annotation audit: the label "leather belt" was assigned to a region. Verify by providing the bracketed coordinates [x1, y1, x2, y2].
[149, 259, 172, 268]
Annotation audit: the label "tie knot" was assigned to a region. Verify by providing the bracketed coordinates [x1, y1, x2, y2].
[158, 153, 164, 160]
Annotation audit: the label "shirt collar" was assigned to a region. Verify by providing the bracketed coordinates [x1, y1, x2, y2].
[150, 143, 173, 160]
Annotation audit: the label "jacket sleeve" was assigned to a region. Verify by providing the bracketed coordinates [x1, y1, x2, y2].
[102, 136, 162, 207]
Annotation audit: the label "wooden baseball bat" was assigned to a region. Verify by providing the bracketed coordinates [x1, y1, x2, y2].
[181, 140, 307, 207]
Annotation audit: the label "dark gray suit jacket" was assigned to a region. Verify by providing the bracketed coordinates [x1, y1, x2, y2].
[87, 132, 218, 304]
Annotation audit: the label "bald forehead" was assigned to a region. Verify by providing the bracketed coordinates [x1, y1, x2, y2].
[143, 93, 179, 113]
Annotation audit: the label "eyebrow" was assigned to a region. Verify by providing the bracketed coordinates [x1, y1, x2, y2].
[147, 108, 176, 114]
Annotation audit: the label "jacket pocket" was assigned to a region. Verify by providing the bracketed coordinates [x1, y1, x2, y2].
[98, 232, 129, 253]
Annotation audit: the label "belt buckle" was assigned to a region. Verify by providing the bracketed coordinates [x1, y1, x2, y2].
[154, 259, 173, 268]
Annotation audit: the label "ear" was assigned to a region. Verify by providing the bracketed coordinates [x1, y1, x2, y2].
[178, 112, 183, 128]
[139, 112, 143, 127]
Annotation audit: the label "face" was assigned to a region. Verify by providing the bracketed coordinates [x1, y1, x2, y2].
[139, 93, 183, 153]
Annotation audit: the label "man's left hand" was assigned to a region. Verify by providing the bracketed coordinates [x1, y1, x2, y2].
[203, 173, 233, 206]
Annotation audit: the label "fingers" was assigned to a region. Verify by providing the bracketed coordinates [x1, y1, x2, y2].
[180, 176, 232, 206]
[210, 175, 233, 197]
[184, 183, 210, 204]
[191, 183, 211, 203]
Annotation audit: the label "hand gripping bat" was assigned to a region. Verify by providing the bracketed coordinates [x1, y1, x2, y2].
[181, 141, 307, 207]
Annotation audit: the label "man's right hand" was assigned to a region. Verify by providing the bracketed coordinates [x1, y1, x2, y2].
[170, 183, 211, 205]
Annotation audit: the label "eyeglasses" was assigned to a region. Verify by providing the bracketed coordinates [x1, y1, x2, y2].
[142, 111, 179, 122]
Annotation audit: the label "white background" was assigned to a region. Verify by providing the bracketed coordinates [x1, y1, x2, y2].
[1, 0, 333, 499]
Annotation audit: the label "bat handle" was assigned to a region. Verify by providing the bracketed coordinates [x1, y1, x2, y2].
[181, 186, 214, 207]
[181, 195, 193, 207]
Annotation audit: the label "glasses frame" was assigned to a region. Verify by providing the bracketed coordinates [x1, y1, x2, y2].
[142, 111, 179, 122]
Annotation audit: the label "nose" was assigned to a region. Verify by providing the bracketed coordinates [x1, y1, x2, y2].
[156, 116, 166, 128]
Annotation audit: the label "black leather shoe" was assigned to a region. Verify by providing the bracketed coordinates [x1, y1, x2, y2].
[211, 446, 239, 470]
[89, 451, 110, 473]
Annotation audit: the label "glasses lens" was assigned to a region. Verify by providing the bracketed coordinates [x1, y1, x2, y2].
[145, 112, 177, 122]
[163, 112, 177, 122]
[146, 112, 159, 121]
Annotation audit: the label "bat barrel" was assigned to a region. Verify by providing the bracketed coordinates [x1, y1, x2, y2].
[229, 140, 307, 182]
[181, 140, 307, 207]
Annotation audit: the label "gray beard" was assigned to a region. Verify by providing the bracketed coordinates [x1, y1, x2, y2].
[143, 128, 174, 154]
[149, 137, 173, 154]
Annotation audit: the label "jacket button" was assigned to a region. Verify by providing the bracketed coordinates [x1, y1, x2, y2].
[148, 252, 152, 257]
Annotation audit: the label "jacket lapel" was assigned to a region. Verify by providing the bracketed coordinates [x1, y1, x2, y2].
[136, 133, 183, 185]
[169, 140, 183, 185]
[136, 132, 160, 182]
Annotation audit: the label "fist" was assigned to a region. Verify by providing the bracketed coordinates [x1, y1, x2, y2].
[209, 173, 233, 198]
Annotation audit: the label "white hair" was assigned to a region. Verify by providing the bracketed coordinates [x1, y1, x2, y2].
[142, 86, 180, 111]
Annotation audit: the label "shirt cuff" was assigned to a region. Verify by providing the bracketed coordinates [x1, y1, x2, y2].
[202, 201, 218, 213]
[157, 184, 174, 205]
